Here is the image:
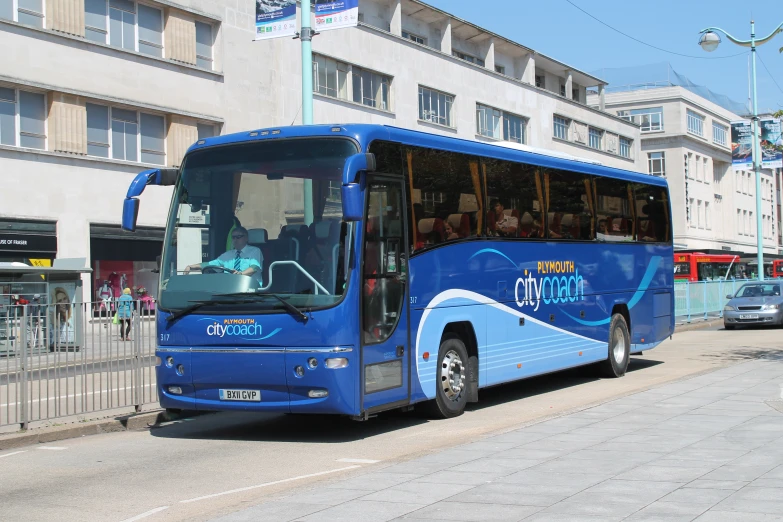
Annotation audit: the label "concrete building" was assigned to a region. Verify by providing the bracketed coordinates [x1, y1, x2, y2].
[0, 0, 641, 302]
[589, 64, 780, 264]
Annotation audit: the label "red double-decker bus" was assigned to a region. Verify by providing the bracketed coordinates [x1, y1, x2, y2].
[773, 260, 783, 278]
[674, 253, 740, 282]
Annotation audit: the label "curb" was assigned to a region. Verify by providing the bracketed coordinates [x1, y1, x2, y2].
[675, 317, 724, 333]
[0, 410, 204, 451]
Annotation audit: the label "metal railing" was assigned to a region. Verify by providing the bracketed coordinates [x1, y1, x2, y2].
[0, 300, 157, 430]
[674, 279, 756, 322]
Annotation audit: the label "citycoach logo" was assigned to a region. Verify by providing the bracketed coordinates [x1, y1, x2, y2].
[515, 260, 585, 312]
[202, 318, 281, 341]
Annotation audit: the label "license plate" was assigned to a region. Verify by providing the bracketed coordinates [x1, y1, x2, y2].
[219, 389, 261, 402]
[739, 314, 759, 320]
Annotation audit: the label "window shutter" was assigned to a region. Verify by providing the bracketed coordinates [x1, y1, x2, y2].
[48, 0, 86, 37]
[49, 92, 87, 155]
[165, 11, 197, 65]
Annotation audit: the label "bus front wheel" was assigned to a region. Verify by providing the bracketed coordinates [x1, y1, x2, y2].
[599, 314, 630, 378]
[428, 334, 469, 419]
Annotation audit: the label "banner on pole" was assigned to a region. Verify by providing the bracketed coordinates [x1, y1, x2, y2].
[314, 0, 359, 32]
[730, 120, 753, 170]
[760, 118, 783, 169]
[255, 0, 297, 40]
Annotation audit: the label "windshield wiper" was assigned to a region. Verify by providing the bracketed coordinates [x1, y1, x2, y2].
[214, 292, 309, 323]
[166, 296, 264, 324]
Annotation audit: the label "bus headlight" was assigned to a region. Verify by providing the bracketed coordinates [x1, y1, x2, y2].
[723, 305, 734, 311]
[325, 358, 348, 369]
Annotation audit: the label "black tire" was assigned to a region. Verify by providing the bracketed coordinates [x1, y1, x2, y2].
[427, 334, 469, 419]
[599, 314, 630, 378]
[724, 324, 735, 330]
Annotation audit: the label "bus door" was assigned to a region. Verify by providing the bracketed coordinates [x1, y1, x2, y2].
[360, 177, 411, 412]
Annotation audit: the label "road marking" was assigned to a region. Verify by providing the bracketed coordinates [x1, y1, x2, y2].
[37, 446, 67, 450]
[120, 506, 169, 522]
[336, 458, 380, 464]
[0, 451, 26, 459]
[179, 465, 361, 504]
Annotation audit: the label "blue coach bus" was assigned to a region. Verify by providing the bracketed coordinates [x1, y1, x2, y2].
[122, 124, 673, 420]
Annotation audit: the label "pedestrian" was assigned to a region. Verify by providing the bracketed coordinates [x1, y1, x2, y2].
[117, 288, 134, 342]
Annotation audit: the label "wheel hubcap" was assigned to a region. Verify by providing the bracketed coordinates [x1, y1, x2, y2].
[439, 349, 464, 402]
[613, 328, 626, 365]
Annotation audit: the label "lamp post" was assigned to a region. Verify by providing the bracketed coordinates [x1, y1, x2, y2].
[699, 21, 783, 280]
[301, 0, 314, 224]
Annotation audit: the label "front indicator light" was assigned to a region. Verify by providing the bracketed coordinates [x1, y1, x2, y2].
[168, 386, 182, 395]
[325, 358, 348, 369]
[308, 389, 328, 398]
[176, 364, 185, 376]
[166, 356, 175, 368]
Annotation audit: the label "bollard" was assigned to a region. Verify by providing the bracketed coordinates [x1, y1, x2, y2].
[703, 281, 708, 320]
[20, 306, 28, 430]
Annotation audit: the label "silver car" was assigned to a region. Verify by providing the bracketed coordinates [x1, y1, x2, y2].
[724, 281, 783, 329]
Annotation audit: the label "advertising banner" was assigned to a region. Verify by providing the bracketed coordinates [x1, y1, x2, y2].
[760, 118, 783, 169]
[314, 0, 359, 32]
[255, 0, 297, 41]
[731, 120, 753, 170]
[50, 282, 77, 345]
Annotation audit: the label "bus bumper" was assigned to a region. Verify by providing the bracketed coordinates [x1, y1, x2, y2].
[156, 348, 358, 415]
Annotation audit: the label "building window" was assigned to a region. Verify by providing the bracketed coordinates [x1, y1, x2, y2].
[553, 116, 569, 140]
[452, 50, 484, 67]
[697, 200, 703, 228]
[90, 104, 164, 164]
[712, 122, 728, 146]
[0, 87, 46, 150]
[705, 202, 711, 229]
[648, 152, 665, 176]
[504, 112, 525, 144]
[352, 66, 391, 111]
[495, 65, 505, 75]
[87, 102, 110, 157]
[1, 0, 45, 27]
[687, 109, 704, 137]
[703, 157, 708, 183]
[476, 104, 527, 144]
[619, 137, 632, 158]
[313, 54, 348, 100]
[750, 211, 754, 236]
[419, 86, 454, 128]
[588, 127, 603, 150]
[476, 104, 501, 140]
[10, 0, 46, 27]
[695, 155, 701, 181]
[559, 83, 566, 97]
[617, 107, 663, 132]
[137, 3, 163, 57]
[535, 75, 544, 88]
[402, 30, 426, 45]
[688, 198, 694, 225]
[195, 21, 214, 70]
[84, 0, 163, 57]
[197, 123, 215, 140]
[738, 209, 742, 235]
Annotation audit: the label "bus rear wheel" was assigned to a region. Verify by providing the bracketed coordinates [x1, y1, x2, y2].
[428, 334, 469, 419]
[599, 314, 630, 378]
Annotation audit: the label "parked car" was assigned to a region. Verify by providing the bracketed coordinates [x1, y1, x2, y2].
[723, 282, 783, 330]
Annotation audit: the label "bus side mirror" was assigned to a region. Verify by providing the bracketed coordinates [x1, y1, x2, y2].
[122, 198, 140, 232]
[342, 183, 363, 221]
[341, 153, 374, 222]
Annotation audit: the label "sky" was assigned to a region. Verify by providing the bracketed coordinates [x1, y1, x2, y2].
[425, 0, 783, 114]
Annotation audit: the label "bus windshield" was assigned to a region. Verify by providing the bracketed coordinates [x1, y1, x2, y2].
[158, 138, 358, 312]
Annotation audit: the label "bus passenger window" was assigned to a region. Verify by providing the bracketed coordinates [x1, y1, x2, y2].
[405, 146, 483, 252]
[594, 178, 633, 242]
[545, 169, 594, 240]
[482, 158, 541, 239]
[632, 183, 670, 242]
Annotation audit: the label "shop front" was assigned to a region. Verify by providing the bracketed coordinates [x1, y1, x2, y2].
[0, 219, 57, 266]
[89, 224, 163, 316]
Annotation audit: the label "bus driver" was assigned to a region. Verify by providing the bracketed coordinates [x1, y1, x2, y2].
[183, 226, 262, 278]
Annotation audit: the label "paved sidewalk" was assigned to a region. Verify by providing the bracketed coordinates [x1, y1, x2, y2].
[215, 355, 783, 522]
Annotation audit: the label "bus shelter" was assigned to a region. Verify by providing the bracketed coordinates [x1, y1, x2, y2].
[0, 261, 91, 355]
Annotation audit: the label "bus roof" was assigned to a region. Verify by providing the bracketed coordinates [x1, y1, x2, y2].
[187, 124, 668, 188]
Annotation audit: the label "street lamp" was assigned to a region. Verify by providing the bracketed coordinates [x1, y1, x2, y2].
[699, 21, 783, 280]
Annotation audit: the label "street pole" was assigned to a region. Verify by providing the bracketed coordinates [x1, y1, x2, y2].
[300, 0, 314, 225]
[699, 22, 783, 280]
[750, 21, 764, 280]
